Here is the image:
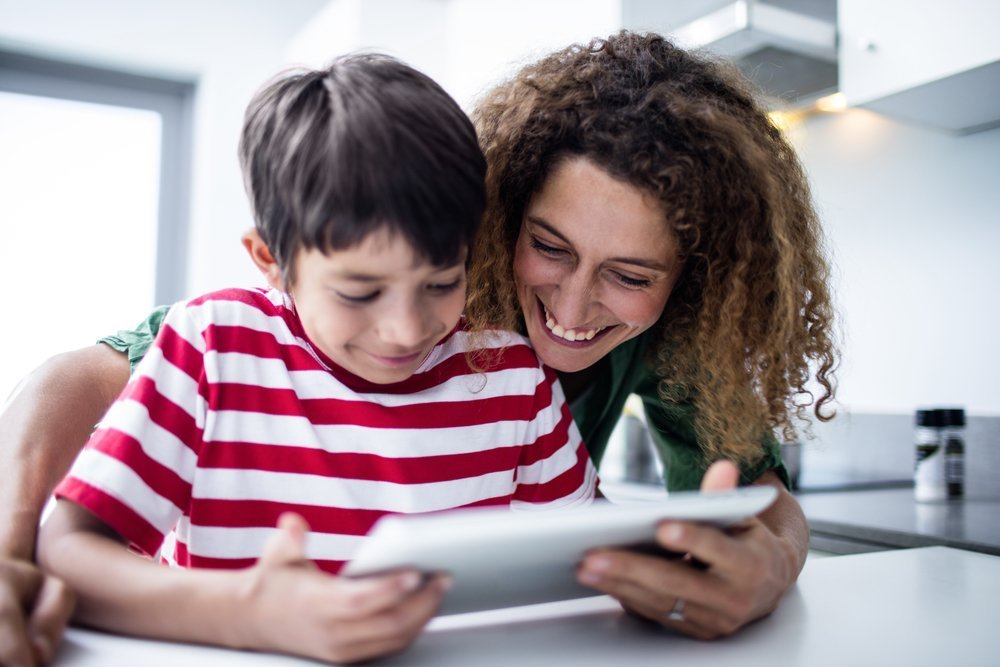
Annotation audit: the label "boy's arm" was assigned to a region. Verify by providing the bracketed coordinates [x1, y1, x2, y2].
[38, 501, 449, 664]
[0, 344, 128, 667]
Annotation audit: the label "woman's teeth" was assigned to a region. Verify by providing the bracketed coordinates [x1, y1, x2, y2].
[543, 307, 605, 342]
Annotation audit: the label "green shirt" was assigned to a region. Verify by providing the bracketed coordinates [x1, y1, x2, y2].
[563, 329, 788, 491]
[102, 308, 787, 492]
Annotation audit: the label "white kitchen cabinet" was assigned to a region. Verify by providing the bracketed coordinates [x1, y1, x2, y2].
[838, 0, 1000, 133]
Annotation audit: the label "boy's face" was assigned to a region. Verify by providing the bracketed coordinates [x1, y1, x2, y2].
[286, 229, 466, 385]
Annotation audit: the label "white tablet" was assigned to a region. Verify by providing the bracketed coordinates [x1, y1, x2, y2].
[342, 486, 777, 615]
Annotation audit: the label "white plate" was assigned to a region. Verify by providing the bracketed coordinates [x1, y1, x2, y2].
[343, 486, 778, 614]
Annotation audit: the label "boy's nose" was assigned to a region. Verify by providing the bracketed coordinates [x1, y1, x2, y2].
[380, 304, 433, 348]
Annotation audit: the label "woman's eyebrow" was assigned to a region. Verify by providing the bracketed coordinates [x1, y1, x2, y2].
[526, 216, 673, 272]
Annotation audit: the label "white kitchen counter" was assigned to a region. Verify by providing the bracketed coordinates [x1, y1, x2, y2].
[54, 546, 1000, 666]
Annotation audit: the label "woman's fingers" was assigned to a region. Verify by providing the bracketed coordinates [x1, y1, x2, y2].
[0, 557, 61, 667]
[577, 517, 783, 638]
[26, 574, 75, 664]
[0, 573, 35, 667]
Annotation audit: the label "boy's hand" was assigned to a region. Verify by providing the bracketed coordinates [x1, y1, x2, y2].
[0, 557, 75, 667]
[233, 513, 448, 664]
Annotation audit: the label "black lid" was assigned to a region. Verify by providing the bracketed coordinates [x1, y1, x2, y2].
[941, 408, 966, 427]
[915, 409, 944, 427]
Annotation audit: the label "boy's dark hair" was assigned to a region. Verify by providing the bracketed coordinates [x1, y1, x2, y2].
[239, 53, 486, 282]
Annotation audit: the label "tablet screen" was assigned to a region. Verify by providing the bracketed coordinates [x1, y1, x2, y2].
[343, 486, 778, 615]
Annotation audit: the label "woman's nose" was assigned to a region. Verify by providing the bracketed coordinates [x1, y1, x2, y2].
[553, 269, 598, 327]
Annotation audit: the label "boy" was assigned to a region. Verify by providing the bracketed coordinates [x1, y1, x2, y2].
[37, 54, 595, 664]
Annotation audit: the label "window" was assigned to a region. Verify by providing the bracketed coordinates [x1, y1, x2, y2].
[0, 51, 193, 397]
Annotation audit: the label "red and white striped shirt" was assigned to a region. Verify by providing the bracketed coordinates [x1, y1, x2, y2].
[57, 287, 596, 573]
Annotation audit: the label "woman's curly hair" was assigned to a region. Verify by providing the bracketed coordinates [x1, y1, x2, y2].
[465, 31, 838, 469]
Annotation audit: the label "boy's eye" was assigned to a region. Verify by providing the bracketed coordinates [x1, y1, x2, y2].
[530, 237, 565, 256]
[336, 290, 380, 304]
[428, 277, 463, 294]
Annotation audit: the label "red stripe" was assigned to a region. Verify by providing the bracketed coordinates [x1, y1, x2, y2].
[189, 499, 387, 536]
[87, 429, 193, 510]
[184, 550, 346, 575]
[197, 442, 523, 483]
[118, 375, 202, 454]
[205, 325, 325, 371]
[211, 385, 546, 427]
[513, 441, 594, 504]
[55, 478, 166, 558]
[187, 287, 275, 311]
[156, 324, 205, 382]
[516, 397, 576, 468]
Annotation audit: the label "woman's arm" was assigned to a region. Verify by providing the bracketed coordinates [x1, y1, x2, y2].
[1, 345, 130, 559]
[0, 344, 129, 666]
[38, 502, 448, 664]
[577, 461, 808, 639]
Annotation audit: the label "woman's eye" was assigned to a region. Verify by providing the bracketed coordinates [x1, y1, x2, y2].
[336, 290, 380, 304]
[613, 272, 651, 289]
[530, 237, 565, 256]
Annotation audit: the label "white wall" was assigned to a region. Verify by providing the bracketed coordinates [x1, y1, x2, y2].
[791, 110, 1000, 416]
[4, 1, 997, 418]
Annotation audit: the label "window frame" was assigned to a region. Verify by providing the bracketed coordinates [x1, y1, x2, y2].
[0, 50, 195, 304]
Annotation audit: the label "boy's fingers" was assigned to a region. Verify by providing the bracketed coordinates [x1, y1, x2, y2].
[328, 570, 429, 618]
[325, 575, 449, 658]
[259, 513, 311, 568]
[27, 575, 75, 664]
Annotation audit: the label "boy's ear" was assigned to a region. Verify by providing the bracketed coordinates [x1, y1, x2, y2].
[242, 229, 284, 290]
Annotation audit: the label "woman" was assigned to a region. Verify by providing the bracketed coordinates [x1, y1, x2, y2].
[464, 31, 836, 637]
[0, 31, 835, 663]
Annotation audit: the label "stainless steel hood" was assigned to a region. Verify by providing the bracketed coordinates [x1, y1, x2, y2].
[668, 0, 838, 106]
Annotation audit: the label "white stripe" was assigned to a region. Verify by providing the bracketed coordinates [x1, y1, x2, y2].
[96, 400, 199, 484]
[192, 468, 518, 513]
[185, 524, 364, 562]
[512, 460, 599, 511]
[183, 295, 322, 363]
[515, 431, 583, 485]
[131, 346, 203, 422]
[204, 409, 561, 457]
[160, 302, 206, 354]
[211, 356, 544, 405]
[69, 449, 182, 535]
[417, 329, 530, 373]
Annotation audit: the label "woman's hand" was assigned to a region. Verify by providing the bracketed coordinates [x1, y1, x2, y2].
[0, 557, 74, 667]
[233, 513, 449, 664]
[577, 461, 806, 639]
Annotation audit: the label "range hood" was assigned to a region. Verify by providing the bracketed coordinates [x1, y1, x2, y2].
[669, 0, 838, 106]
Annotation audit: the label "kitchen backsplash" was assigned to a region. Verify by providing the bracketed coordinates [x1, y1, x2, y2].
[798, 412, 1000, 499]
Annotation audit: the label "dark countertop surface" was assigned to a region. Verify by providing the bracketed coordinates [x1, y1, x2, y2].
[796, 487, 1000, 555]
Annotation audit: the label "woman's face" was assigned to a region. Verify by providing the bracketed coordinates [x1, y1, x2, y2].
[513, 157, 683, 374]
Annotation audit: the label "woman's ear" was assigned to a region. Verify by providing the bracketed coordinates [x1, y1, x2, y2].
[242, 229, 284, 290]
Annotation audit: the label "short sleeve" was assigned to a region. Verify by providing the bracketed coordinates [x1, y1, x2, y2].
[99, 305, 171, 374]
[58, 302, 206, 557]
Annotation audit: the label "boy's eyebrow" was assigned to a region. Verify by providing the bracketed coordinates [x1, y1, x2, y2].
[332, 271, 384, 282]
[525, 216, 673, 272]
[326, 262, 465, 282]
